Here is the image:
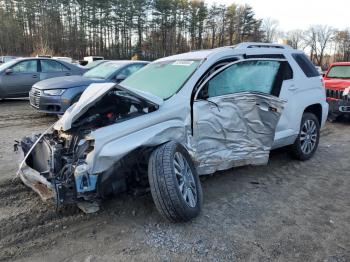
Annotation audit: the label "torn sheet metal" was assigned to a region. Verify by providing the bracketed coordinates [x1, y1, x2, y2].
[88, 119, 188, 174]
[192, 92, 285, 175]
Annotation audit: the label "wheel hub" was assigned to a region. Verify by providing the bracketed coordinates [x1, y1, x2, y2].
[173, 152, 197, 208]
[300, 119, 317, 155]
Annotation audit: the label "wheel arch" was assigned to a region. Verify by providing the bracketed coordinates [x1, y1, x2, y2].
[303, 103, 322, 124]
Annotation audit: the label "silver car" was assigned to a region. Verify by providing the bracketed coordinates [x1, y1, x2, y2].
[0, 58, 85, 99]
[17, 43, 327, 222]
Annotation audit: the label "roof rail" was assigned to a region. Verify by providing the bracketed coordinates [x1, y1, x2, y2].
[233, 42, 293, 50]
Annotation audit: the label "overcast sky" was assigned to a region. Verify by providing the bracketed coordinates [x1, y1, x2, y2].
[205, 0, 349, 31]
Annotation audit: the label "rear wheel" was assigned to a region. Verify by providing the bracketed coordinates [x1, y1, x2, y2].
[148, 141, 202, 222]
[290, 112, 320, 160]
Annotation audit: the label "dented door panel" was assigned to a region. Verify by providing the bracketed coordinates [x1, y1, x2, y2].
[193, 93, 285, 175]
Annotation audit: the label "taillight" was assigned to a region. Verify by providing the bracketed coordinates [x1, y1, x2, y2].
[321, 77, 325, 89]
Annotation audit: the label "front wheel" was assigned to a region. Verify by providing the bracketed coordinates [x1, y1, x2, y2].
[289, 112, 320, 160]
[148, 141, 203, 222]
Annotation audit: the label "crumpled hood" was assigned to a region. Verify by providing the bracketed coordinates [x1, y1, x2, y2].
[33, 75, 106, 90]
[54, 83, 163, 131]
[324, 78, 350, 89]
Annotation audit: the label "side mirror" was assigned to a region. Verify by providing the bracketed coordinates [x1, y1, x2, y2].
[5, 68, 13, 75]
[322, 73, 326, 77]
[115, 74, 127, 83]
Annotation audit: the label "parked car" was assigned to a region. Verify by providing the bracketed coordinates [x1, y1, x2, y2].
[83, 59, 109, 70]
[0, 58, 86, 99]
[0, 56, 18, 64]
[29, 60, 148, 114]
[17, 43, 328, 222]
[323, 62, 350, 120]
[53, 57, 73, 63]
[84, 56, 104, 64]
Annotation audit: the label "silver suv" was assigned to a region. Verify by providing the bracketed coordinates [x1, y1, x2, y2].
[17, 43, 328, 222]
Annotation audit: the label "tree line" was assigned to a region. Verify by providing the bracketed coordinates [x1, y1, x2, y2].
[0, 0, 348, 67]
[262, 18, 350, 68]
[0, 0, 264, 60]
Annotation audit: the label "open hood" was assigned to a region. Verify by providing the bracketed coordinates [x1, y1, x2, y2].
[54, 83, 163, 131]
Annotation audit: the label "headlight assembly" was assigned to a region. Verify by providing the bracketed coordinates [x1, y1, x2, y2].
[43, 89, 65, 96]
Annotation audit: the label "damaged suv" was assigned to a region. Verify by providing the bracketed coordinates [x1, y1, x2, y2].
[17, 43, 328, 222]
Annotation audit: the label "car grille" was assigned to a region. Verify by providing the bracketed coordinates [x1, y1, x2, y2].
[326, 89, 349, 101]
[30, 88, 41, 108]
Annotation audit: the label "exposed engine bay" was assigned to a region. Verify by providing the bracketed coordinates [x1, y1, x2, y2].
[17, 87, 157, 212]
[71, 90, 156, 131]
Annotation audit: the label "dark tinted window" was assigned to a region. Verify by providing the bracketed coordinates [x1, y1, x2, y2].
[292, 53, 319, 77]
[282, 62, 293, 80]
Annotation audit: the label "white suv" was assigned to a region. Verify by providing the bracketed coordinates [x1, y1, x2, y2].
[18, 43, 328, 222]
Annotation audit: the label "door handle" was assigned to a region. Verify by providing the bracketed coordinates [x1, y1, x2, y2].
[256, 102, 278, 112]
[65, 73, 71, 76]
[256, 102, 269, 111]
[32, 74, 38, 78]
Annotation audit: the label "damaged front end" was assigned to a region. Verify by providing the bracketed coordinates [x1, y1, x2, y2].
[18, 130, 96, 208]
[16, 83, 160, 212]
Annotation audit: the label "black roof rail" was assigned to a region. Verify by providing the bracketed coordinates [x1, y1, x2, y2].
[247, 44, 285, 49]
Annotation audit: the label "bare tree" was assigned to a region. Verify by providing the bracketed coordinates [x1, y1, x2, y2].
[333, 29, 350, 62]
[305, 25, 334, 66]
[315, 25, 334, 66]
[262, 17, 279, 43]
[285, 29, 305, 50]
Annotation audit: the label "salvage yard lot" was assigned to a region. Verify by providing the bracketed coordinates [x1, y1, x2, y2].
[0, 99, 349, 262]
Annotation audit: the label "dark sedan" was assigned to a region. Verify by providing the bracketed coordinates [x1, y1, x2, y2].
[29, 60, 149, 114]
[0, 57, 86, 99]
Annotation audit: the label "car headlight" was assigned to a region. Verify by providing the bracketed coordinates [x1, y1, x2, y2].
[43, 89, 65, 96]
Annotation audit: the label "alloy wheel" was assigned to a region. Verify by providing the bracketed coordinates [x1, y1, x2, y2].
[300, 119, 317, 155]
[173, 152, 197, 208]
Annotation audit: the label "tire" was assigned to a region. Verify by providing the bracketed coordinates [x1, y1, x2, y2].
[289, 112, 320, 160]
[148, 141, 203, 222]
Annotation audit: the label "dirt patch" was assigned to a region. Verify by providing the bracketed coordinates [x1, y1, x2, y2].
[0, 100, 349, 261]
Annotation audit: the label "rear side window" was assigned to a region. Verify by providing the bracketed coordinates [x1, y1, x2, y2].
[292, 53, 319, 77]
[41, 60, 69, 72]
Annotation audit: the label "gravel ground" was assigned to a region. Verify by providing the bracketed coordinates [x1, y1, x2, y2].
[0, 99, 349, 262]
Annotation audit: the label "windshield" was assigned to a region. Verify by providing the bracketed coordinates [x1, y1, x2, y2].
[0, 59, 18, 71]
[327, 65, 350, 79]
[4, 56, 16, 63]
[84, 60, 106, 69]
[120, 60, 201, 99]
[83, 62, 124, 79]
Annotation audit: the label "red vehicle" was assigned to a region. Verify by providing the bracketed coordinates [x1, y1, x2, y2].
[323, 62, 350, 120]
